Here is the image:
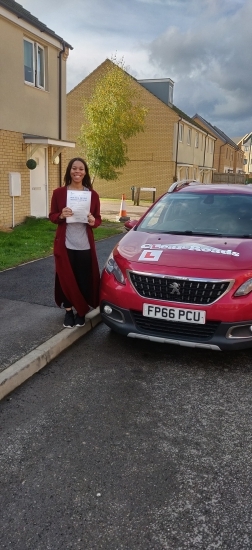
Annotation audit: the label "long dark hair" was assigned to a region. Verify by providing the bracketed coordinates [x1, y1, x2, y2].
[64, 157, 92, 190]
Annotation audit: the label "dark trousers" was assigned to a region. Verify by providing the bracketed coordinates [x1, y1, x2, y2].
[62, 248, 92, 310]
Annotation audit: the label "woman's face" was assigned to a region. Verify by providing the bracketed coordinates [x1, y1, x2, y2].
[70, 160, 86, 184]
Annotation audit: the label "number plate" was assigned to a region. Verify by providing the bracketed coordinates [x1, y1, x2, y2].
[143, 304, 206, 324]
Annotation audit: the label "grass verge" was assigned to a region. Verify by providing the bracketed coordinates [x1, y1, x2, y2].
[0, 217, 124, 271]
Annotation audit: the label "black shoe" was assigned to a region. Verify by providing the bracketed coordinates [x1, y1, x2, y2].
[63, 309, 75, 328]
[75, 313, 85, 327]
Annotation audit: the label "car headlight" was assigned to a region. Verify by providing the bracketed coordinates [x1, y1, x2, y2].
[234, 278, 252, 296]
[105, 253, 126, 284]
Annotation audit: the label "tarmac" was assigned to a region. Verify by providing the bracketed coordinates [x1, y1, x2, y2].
[0, 199, 150, 401]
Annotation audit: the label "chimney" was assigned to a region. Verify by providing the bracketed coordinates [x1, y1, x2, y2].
[138, 78, 174, 106]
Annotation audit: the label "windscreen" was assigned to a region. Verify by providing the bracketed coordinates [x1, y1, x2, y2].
[136, 192, 252, 237]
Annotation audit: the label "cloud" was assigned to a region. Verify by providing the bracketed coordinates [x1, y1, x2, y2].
[19, 0, 251, 135]
[144, 0, 252, 134]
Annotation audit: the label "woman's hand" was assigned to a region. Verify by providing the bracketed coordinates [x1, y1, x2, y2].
[87, 213, 95, 226]
[60, 207, 73, 219]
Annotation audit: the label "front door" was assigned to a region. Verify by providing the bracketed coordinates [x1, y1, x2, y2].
[30, 147, 47, 217]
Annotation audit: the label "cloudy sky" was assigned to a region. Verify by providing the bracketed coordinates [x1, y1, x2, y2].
[20, 0, 251, 138]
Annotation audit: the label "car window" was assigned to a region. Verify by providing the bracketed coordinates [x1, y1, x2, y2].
[136, 193, 252, 236]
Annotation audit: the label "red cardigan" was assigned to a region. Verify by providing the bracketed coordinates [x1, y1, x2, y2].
[49, 186, 101, 316]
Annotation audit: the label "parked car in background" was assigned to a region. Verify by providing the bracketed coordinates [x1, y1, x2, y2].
[100, 181, 252, 351]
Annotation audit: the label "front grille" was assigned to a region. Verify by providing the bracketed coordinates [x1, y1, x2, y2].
[129, 272, 231, 305]
[131, 311, 220, 341]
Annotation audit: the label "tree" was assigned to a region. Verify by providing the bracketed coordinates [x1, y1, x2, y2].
[78, 57, 148, 181]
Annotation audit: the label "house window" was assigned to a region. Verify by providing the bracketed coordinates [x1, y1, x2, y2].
[178, 123, 184, 142]
[187, 129, 191, 146]
[24, 38, 45, 89]
[195, 132, 199, 148]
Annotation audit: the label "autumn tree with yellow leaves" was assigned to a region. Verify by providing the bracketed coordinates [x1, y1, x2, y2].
[79, 57, 148, 182]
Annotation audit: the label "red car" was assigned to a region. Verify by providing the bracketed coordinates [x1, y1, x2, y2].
[100, 181, 252, 351]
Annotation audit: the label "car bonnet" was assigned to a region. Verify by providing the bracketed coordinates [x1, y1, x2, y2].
[116, 230, 252, 270]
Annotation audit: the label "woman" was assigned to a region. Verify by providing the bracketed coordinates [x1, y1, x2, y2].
[49, 157, 101, 328]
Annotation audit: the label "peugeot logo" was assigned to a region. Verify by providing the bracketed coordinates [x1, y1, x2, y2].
[169, 282, 181, 295]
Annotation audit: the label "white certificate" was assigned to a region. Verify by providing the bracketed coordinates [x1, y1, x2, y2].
[66, 190, 91, 223]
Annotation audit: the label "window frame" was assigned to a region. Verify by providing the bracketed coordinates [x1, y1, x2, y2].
[178, 123, 184, 143]
[187, 128, 191, 146]
[24, 38, 45, 90]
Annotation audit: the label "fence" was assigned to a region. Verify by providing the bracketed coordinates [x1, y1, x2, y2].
[213, 173, 246, 184]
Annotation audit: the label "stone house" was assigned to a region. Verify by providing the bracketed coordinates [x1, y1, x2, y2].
[0, 0, 75, 228]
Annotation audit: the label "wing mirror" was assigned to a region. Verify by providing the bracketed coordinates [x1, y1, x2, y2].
[124, 219, 138, 232]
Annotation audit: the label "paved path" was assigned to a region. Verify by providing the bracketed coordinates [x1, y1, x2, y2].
[0, 235, 121, 399]
[0, 199, 151, 399]
[100, 198, 152, 221]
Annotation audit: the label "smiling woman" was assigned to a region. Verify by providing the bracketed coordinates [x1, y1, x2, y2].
[49, 157, 101, 328]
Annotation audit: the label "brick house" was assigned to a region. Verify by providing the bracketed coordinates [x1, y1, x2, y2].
[65, 59, 215, 201]
[0, 0, 75, 228]
[233, 133, 252, 178]
[192, 114, 245, 177]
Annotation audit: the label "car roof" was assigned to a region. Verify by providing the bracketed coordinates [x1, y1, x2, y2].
[168, 181, 252, 195]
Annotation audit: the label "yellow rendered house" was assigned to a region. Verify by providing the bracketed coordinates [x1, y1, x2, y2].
[0, 0, 75, 228]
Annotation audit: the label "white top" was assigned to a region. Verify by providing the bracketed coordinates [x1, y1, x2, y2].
[65, 222, 90, 250]
[65, 186, 91, 250]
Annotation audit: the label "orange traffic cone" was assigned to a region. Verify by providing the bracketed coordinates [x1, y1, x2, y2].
[117, 194, 130, 222]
